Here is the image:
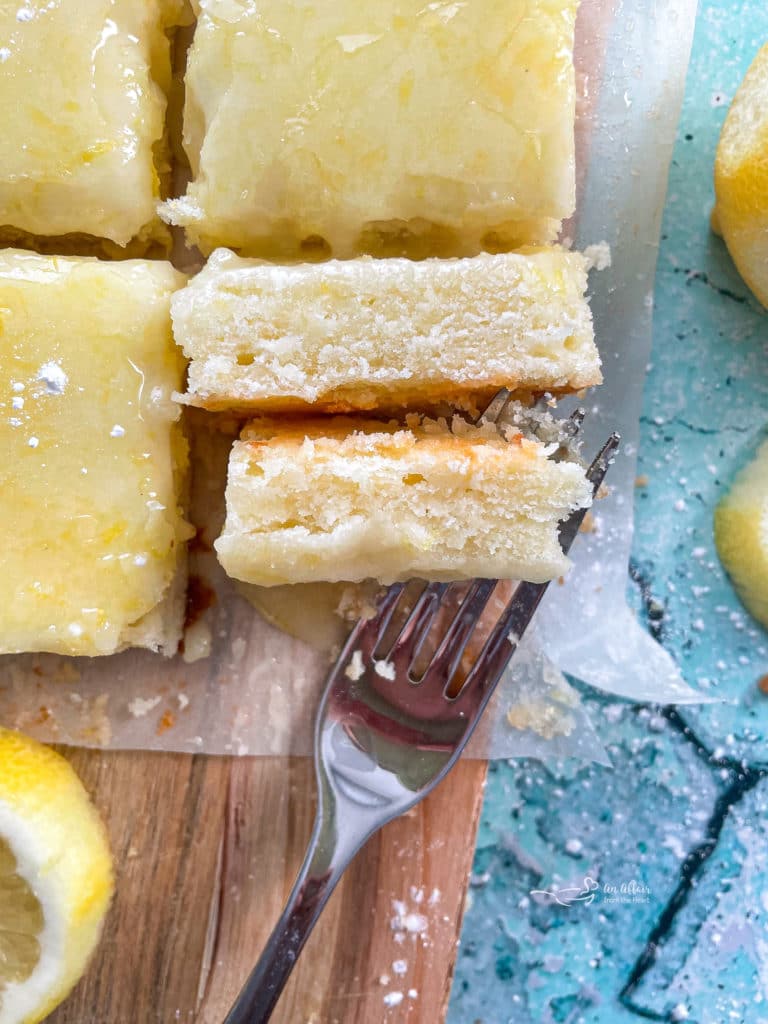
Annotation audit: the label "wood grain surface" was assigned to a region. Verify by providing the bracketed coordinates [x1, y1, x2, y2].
[47, 751, 486, 1024]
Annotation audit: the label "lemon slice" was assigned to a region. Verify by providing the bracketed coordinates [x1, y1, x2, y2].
[714, 440, 768, 629]
[713, 42, 768, 308]
[0, 728, 113, 1024]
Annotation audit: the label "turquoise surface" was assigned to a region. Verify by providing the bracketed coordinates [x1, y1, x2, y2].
[450, 4, 768, 1022]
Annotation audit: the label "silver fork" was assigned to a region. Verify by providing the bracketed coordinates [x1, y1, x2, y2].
[225, 399, 619, 1024]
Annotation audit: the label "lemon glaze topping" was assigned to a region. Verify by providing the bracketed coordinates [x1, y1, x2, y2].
[0, 250, 188, 656]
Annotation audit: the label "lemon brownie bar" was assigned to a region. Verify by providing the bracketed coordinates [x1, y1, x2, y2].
[173, 247, 599, 414]
[0, 250, 189, 656]
[216, 415, 591, 587]
[163, 0, 578, 258]
[0, 0, 185, 253]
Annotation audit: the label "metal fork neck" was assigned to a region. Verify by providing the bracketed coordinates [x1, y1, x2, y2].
[223, 765, 379, 1024]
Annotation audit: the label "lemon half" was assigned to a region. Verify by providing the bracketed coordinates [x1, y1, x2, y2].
[715, 440, 768, 630]
[0, 729, 113, 1024]
[713, 42, 768, 308]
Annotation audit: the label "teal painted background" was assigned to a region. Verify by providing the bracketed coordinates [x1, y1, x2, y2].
[450, 4, 768, 1022]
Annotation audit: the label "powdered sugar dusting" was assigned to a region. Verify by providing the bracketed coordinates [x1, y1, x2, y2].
[37, 360, 68, 394]
[391, 898, 430, 941]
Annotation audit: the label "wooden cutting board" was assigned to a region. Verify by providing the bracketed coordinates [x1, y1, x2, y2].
[47, 750, 486, 1024]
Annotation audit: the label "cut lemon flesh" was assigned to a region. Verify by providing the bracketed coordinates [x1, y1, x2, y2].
[0, 729, 113, 1024]
[714, 440, 768, 629]
[0, 839, 43, 994]
[713, 43, 768, 308]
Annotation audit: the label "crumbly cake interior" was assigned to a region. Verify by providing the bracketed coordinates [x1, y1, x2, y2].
[162, 0, 578, 258]
[216, 414, 593, 587]
[0, 251, 190, 656]
[173, 247, 600, 414]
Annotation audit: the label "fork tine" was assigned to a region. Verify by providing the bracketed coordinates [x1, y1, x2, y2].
[345, 581, 406, 655]
[558, 431, 620, 550]
[562, 407, 586, 437]
[414, 578, 497, 686]
[380, 581, 448, 661]
[460, 432, 620, 696]
[373, 581, 407, 643]
[478, 387, 512, 424]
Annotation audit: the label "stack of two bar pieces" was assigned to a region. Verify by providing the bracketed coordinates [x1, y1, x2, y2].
[179, 248, 602, 590]
[166, 0, 604, 593]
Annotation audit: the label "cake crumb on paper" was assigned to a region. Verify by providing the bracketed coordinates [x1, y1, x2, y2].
[128, 695, 162, 718]
[583, 241, 612, 271]
[506, 701, 575, 740]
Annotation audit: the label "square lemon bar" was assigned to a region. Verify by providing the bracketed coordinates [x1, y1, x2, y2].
[216, 415, 592, 587]
[0, 250, 190, 656]
[0, 0, 185, 253]
[173, 247, 599, 414]
[164, 0, 578, 258]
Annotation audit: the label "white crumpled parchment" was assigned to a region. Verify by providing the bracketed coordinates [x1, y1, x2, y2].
[0, 0, 706, 762]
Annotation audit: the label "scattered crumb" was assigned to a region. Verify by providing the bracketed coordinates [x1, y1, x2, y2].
[128, 695, 162, 718]
[77, 693, 111, 747]
[182, 618, 212, 663]
[374, 659, 396, 681]
[177, 693, 190, 711]
[583, 241, 612, 271]
[344, 649, 365, 681]
[383, 991, 403, 1008]
[635, 474, 649, 487]
[378, 974, 390, 986]
[30, 659, 81, 684]
[336, 582, 380, 623]
[157, 710, 176, 735]
[565, 838, 583, 856]
[756, 675, 768, 696]
[392, 959, 408, 975]
[506, 701, 575, 740]
[578, 511, 597, 534]
[407, 989, 418, 1000]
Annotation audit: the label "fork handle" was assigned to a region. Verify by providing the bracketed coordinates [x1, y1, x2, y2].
[223, 803, 365, 1024]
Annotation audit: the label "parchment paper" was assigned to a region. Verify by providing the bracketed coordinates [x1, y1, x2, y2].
[0, 0, 707, 761]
